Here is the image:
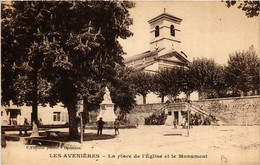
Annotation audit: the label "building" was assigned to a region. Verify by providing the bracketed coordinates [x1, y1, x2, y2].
[124, 10, 197, 103]
[1, 103, 68, 126]
[124, 10, 190, 73]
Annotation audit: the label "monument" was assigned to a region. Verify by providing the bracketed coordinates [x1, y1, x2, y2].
[97, 87, 117, 123]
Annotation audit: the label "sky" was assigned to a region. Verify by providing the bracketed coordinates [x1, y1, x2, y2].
[119, 1, 259, 65]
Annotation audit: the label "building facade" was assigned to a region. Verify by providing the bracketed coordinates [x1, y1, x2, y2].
[124, 11, 197, 104]
[1, 103, 68, 126]
[124, 11, 190, 73]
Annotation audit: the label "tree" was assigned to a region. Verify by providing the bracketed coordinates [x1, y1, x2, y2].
[152, 70, 171, 103]
[1, 1, 134, 140]
[152, 68, 181, 103]
[1, 2, 60, 126]
[166, 68, 182, 100]
[225, 45, 259, 96]
[189, 58, 218, 100]
[1, 3, 19, 106]
[225, 0, 259, 18]
[177, 68, 196, 100]
[212, 65, 227, 98]
[109, 65, 136, 121]
[131, 71, 153, 104]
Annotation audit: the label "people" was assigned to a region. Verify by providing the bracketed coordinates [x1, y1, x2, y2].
[96, 117, 105, 136]
[24, 118, 29, 125]
[114, 119, 120, 135]
[38, 118, 43, 125]
[182, 118, 187, 129]
[1, 130, 6, 148]
[23, 118, 30, 135]
[173, 118, 177, 129]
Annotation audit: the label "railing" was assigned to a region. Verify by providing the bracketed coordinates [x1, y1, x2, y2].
[189, 102, 227, 123]
[153, 103, 169, 114]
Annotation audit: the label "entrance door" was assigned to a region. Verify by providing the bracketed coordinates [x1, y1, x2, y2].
[174, 111, 179, 125]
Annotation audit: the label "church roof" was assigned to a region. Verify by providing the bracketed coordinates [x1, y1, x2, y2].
[156, 51, 189, 64]
[124, 49, 190, 69]
[148, 12, 182, 24]
[124, 48, 165, 63]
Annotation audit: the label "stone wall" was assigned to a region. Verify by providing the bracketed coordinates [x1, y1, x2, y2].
[127, 96, 260, 125]
[192, 96, 260, 125]
[127, 103, 167, 125]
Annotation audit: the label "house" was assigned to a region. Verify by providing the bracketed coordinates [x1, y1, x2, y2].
[1, 102, 68, 126]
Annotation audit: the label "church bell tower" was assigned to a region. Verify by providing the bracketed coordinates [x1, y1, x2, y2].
[148, 9, 182, 52]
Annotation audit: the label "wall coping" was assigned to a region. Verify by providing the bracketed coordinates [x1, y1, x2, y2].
[135, 95, 260, 107]
[193, 95, 260, 102]
[135, 103, 167, 107]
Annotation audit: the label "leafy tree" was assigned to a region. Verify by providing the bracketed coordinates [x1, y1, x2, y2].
[166, 68, 182, 100]
[1, 2, 60, 126]
[211, 65, 227, 98]
[225, 0, 259, 18]
[177, 67, 196, 100]
[252, 59, 260, 95]
[152, 68, 182, 102]
[1, 3, 19, 106]
[1, 1, 134, 140]
[109, 65, 136, 121]
[225, 45, 259, 96]
[131, 71, 153, 104]
[189, 58, 218, 100]
[152, 70, 171, 103]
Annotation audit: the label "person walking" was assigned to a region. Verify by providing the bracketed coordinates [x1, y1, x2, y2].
[96, 117, 105, 136]
[114, 119, 120, 135]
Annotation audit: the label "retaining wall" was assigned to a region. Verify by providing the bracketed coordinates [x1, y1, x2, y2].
[128, 96, 260, 125]
[192, 96, 260, 125]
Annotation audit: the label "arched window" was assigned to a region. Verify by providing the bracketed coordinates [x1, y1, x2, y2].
[155, 26, 159, 37]
[170, 25, 175, 36]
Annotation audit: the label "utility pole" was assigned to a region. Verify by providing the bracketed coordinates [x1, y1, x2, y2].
[80, 112, 83, 144]
[187, 106, 190, 137]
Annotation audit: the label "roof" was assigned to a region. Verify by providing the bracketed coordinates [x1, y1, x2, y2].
[148, 12, 182, 24]
[124, 49, 190, 71]
[124, 48, 165, 64]
[156, 51, 190, 64]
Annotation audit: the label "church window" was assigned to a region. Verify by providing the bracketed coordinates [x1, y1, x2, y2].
[170, 25, 175, 36]
[155, 26, 159, 37]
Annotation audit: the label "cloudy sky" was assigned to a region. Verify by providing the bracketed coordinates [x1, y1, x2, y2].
[119, 1, 259, 65]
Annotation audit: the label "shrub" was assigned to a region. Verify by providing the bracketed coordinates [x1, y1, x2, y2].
[144, 112, 167, 125]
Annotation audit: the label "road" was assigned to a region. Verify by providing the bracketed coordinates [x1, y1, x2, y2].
[2, 125, 259, 165]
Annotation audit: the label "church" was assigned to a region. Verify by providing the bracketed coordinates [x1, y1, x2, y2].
[124, 10, 190, 73]
[124, 10, 195, 104]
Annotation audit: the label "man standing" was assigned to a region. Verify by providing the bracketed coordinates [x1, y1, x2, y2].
[96, 117, 105, 136]
[114, 119, 120, 135]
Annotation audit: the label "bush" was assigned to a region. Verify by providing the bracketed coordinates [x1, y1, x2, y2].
[144, 112, 167, 125]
